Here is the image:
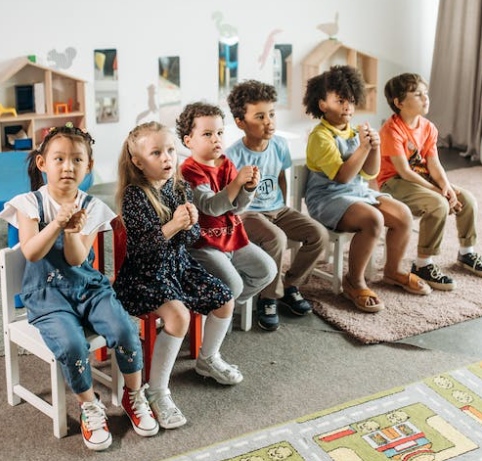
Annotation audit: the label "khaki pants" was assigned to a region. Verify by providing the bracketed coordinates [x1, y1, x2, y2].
[241, 206, 329, 299]
[381, 178, 477, 256]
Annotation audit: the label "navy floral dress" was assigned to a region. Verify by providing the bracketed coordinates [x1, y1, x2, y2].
[113, 179, 232, 316]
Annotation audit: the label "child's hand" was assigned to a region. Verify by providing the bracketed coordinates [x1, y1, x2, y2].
[358, 123, 379, 149]
[236, 165, 258, 187]
[445, 185, 463, 213]
[185, 202, 198, 228]
[64, 209, 87, 234]
[55, 203, 80, 229]
[245, 165, 260, 190]
[173, 204, 196, 231]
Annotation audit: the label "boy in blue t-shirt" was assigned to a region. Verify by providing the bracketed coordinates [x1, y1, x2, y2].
[226, 80, 328, 331]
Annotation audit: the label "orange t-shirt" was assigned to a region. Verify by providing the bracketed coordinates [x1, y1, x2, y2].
[378, 114, 438, 188]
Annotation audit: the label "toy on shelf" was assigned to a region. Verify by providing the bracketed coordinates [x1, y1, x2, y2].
[54, 102, 69, 114]
[0, 103, 17, 118]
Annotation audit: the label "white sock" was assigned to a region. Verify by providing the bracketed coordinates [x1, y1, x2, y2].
[459, 246, 474, 255]
[200, 313, 232, 358]
[416, 256, 433, 268]
[148, 330, 183, 392]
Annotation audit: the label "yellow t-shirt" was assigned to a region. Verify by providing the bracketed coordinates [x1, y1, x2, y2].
[306, 118, 375, 180]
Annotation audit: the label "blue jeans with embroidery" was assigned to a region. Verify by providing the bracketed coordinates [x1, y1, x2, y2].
[26, 286, 142, 394]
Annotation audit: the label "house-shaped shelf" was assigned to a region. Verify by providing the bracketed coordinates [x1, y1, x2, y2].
[0, 57, 86, 151]
[301, 39, 378, 113]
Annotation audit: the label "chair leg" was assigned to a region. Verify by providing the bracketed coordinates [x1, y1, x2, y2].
[4, 340, 21, 406]
[332, 234, 346, 295]
[189, 312, 203, 359]
[140, 314, 158, 383]
[110, 352, 123, 406]
[239, 299, 253, 332]
[51, 360, 68, 438]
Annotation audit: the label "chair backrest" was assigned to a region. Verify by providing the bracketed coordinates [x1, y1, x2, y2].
[292, 163, 309, 212]
[110, 216, 127, 278]
[0, 245, 27, 328]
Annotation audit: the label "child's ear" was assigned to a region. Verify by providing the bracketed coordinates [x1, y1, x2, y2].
[234, 117, 245, 129]
[318, 99, 327, 113]
[394, 97, 403, 110]
[183, 134, 192, 148]
[35, 154, 46, 172]
[130, 155, 143, 170]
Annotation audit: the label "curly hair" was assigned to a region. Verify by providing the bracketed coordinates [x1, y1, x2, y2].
[176, 102, 225, 147]
[27, 124, 94, 191]
[384, 73, 428, 114]
[303, 65, 366, 119]
[227, 79, 277, 120]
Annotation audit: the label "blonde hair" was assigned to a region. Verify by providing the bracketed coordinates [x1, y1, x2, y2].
[116, 121, 187, 223]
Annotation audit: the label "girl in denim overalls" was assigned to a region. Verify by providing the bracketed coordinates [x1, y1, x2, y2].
[302, 65, 431, 313]
[0, 125, 158, 451]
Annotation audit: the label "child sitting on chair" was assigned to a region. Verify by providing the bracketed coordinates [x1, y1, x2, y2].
[114, 121, 243, 431]
[378, 72, 482, 289]
[226, 79, 329, 331]
[176, 102, 277, 313]
[302, 65, 431, 313]
[0, 124, 158, 451]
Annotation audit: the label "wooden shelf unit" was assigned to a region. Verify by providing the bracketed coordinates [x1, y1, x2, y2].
[0, 57, 86, 151]
[301, 39, 378, 113]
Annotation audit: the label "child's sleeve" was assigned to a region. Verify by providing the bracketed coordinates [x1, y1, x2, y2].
[0, 192, 39, 229]
[82, 196, 117, 235]
[306, 130, 344, 180]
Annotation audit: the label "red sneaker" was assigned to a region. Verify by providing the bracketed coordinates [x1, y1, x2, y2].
[122, 384, 159, 437]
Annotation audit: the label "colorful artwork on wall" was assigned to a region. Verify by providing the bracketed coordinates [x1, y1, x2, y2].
[94, 48, 119, 124]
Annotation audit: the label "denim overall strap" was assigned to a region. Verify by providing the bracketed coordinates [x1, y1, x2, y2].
[33, 190, 94, 222]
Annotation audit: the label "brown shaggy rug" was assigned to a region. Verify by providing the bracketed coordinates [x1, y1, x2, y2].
[303, 166, 482, 344]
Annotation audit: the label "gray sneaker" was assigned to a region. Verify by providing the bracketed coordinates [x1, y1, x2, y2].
[195, 352, 243, 385]
[147, 389, 186, 429]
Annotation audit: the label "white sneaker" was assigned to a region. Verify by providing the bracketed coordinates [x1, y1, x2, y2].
[122, 384, 159, 437]
[80, 397, 112, 451]
[147, 389, 187, 429]
[195, 352, 243, 385]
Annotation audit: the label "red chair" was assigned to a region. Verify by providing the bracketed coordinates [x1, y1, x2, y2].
[93, 217, 203, 381]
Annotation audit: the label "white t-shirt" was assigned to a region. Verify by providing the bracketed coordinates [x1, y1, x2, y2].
[0, 185, 116, 235]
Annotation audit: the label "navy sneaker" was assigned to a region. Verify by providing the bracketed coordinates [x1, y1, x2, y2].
[457, 252, 482, 277]
[411, 263, 456, 291]
[279, 286, 312, 315]
[256, 298, 279, 331]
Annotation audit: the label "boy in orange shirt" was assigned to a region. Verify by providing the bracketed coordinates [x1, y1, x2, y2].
[378, 73, 481, 290]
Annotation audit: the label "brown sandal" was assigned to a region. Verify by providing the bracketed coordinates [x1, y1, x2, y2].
[342, 276, 385, 313]
[383, 272, 432, 295]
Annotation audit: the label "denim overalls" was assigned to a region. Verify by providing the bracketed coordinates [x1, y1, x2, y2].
[20, 191, 142, 394]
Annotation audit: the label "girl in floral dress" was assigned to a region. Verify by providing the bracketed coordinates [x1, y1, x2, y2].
[114, 121, 242, 431]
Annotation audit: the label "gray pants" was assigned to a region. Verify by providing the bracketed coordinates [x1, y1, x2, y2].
[190, 242, 277, 304]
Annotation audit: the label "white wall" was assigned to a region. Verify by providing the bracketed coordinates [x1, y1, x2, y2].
[1, 0, 439, 182]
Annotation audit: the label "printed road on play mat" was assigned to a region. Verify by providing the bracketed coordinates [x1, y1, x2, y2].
[166, 362, 482, 461]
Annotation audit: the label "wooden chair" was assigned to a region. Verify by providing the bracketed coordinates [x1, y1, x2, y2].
[0, 244, 123, 439]
[291, 163, 377, 294]
[94, 217, 203, 382]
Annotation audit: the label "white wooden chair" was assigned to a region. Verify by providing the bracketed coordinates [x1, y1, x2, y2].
[0, 244, 123, 439]
[291, 163, 378, 294]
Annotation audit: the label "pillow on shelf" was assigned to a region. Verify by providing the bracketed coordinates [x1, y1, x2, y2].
[7, 128, 28, 147]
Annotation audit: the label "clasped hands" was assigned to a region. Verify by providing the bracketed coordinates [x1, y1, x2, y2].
[358, 122, 380, 149]
[55, 203, 87, 233]
[173, 202, 198, 230]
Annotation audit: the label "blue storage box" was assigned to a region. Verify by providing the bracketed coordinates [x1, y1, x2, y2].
[13, 138, 33, 150]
